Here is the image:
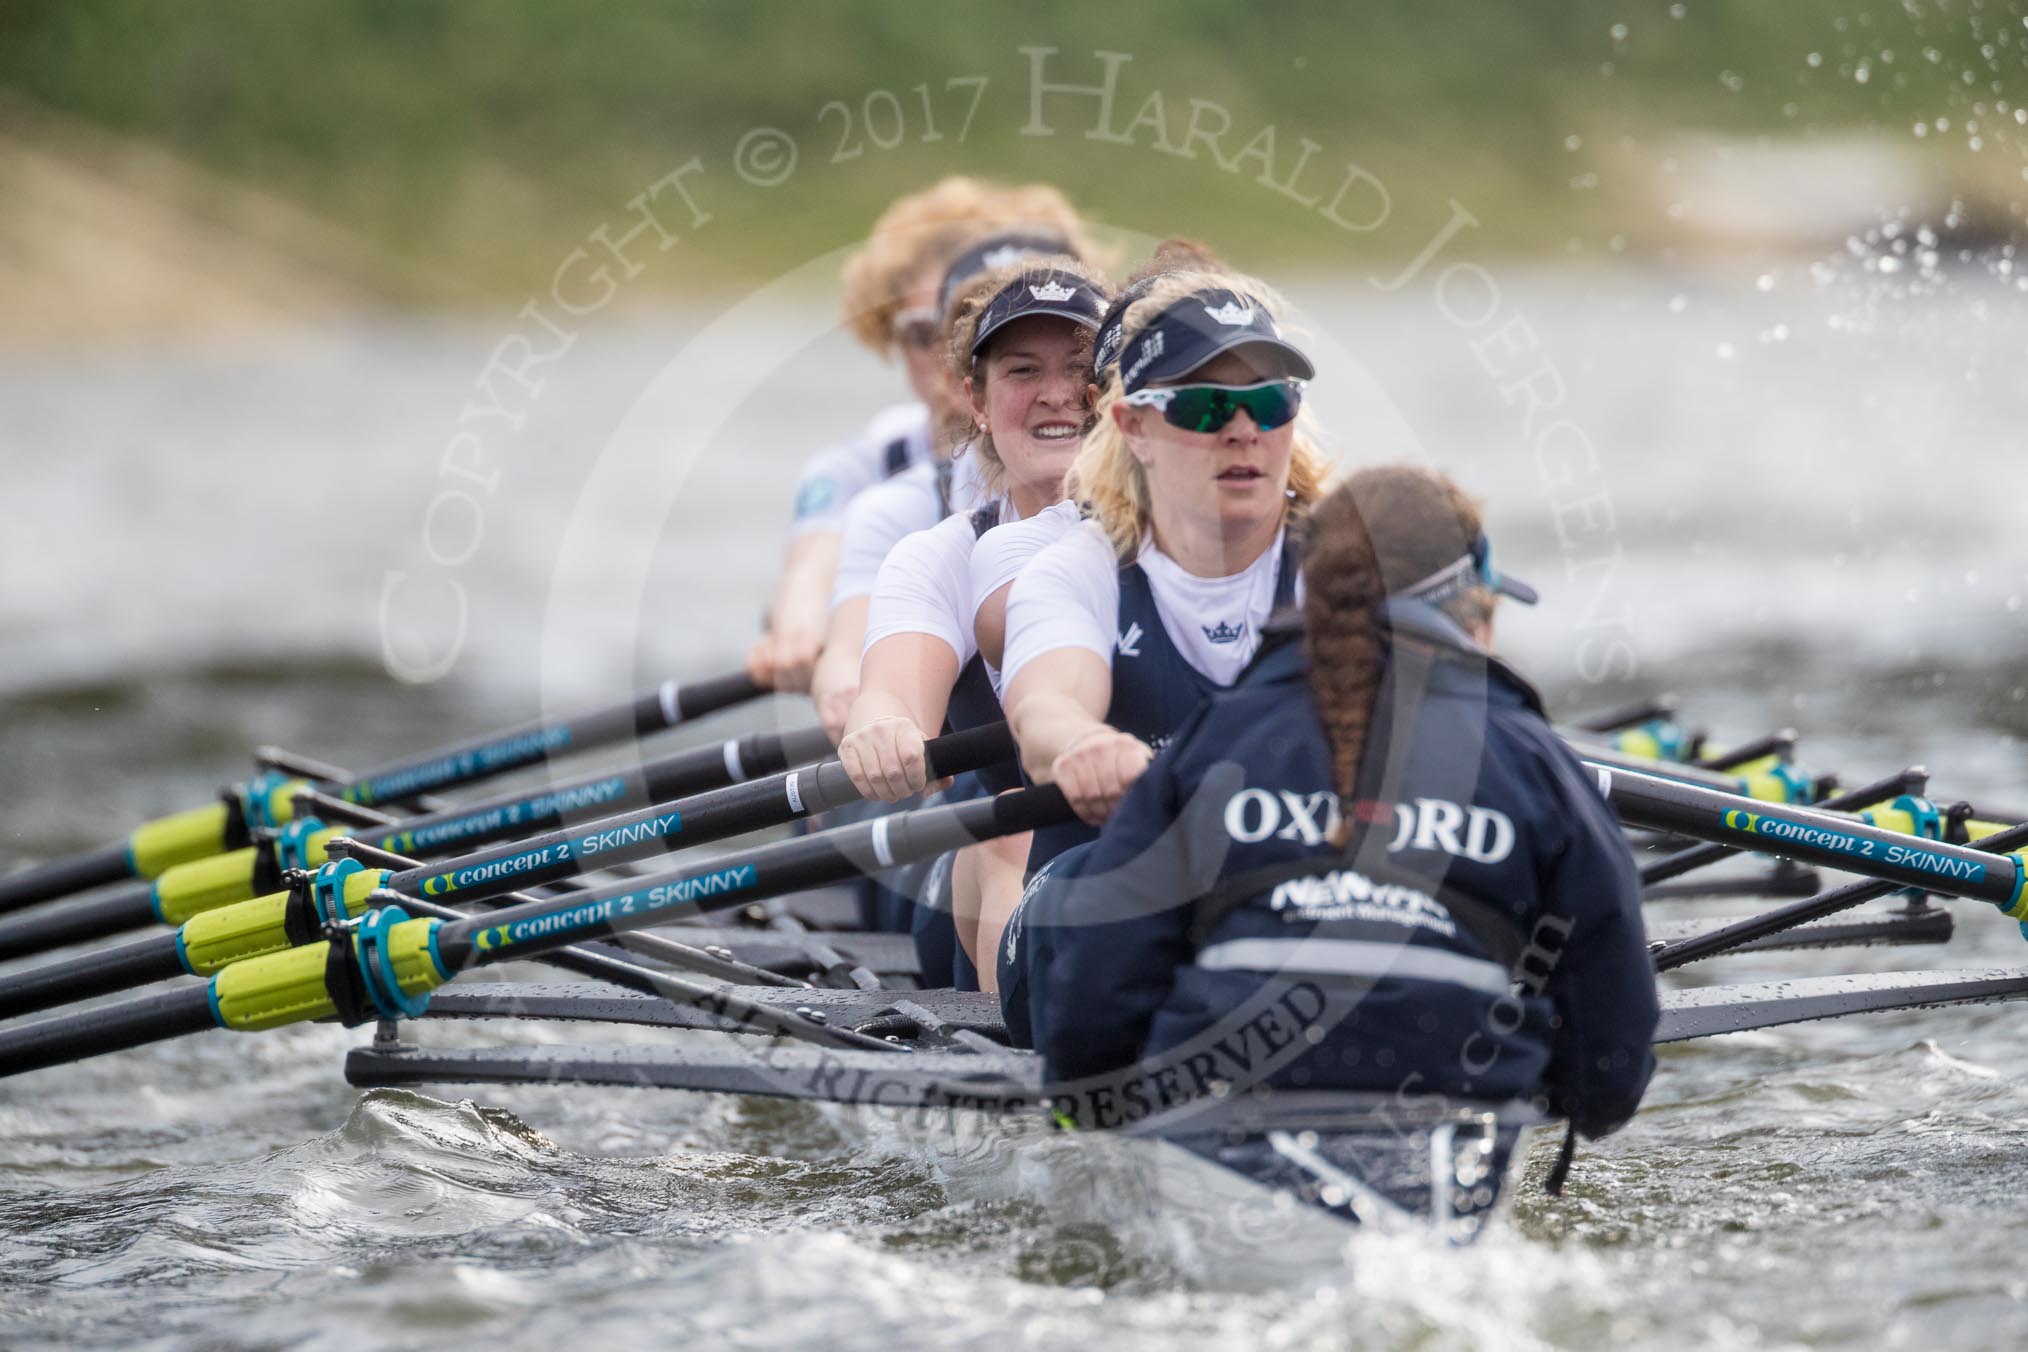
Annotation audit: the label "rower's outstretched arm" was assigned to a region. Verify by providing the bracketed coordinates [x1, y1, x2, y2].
[810, 596, 870, 744]
[1005, 649, 1150, 825]
[1005, 648, 1111, 776]
[840, 634, 960, 800]
[751, 531, 842, 692]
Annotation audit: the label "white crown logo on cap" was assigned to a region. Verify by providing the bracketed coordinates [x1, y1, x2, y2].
[1028, 280, 1076, 303]
[1203, 300, 1255, 327]
[982, 245, 1027, 269]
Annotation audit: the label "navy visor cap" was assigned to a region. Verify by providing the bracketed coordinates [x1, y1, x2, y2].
[969, 270, 1106, 357]
[1118, 287, 1316, 394]
[937, 230, 1075, 315]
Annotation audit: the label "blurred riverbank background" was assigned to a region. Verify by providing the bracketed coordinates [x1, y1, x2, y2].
[4, 0, 2025, 348]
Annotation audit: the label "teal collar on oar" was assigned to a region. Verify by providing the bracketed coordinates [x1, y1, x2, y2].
[0, 722, 1017, 1023]
[0, 780, 1073, 1079]
[0, 668, 767, 917]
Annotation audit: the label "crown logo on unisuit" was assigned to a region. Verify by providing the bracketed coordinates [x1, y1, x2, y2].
[1203, 300, 1255, 327]
[1029, 280, 1076, 303]
[1202, 620, 1246, 644]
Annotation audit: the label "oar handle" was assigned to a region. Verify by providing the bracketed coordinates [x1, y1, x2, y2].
[925, 723, 1017, 783]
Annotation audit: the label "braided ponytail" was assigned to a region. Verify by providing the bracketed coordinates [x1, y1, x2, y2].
[1303, 466, 1489, 843]
[1302, 489, 1388, 843]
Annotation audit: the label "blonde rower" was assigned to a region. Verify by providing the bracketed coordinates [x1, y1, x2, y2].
[991, 272, 1331, 1017]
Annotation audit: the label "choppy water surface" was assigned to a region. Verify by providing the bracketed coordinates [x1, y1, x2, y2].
[1, 263, 2025, 1348]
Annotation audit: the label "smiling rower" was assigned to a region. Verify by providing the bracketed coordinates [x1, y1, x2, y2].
[990, 273, 1332, 1023]
[807, 226, 1095, 744]
[837, 259, 1110, 984]
[750, 180, 1088, 693]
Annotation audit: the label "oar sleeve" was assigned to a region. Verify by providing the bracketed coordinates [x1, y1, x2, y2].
[128, 802, 236, 876]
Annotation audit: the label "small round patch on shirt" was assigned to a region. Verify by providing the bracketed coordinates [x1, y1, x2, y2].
[795, 477, 837, 518]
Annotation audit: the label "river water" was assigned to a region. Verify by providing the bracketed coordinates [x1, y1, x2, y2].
[1, 255, 2025, 1349]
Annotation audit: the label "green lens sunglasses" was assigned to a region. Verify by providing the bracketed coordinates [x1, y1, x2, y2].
[1121, 380, 1305, 433]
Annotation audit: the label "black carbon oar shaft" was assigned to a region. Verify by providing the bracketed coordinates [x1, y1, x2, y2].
[0, 846, 131, 913]
[436, 782, 1072, 972]
[0, 936, 183, 1017]
[330, 840, 802, 991]
[1574, 697, 1676, 734]
[0, 986, 218, 1078]
[0, 723, 833, 966]
[1599, 765, 2028, 909]
[1698, 732, 1795, 773]
[312, 723, 834, 862]
[0, 782, 1068, 1077]
[0, 726, 1009, 1020]
[1640, 769, 1927, 889]
[0, 884, 157, 964]
[1655, 820, 2028, 970]
[0, 670, 765, 915]
[335, 671, 764, 807]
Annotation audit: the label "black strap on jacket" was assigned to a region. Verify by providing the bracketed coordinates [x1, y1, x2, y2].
[881, 436, 911, 478]
[934, 455, 956, 519]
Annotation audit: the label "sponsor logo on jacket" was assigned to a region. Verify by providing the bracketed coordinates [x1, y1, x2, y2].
[1222, 787, 1515, 864]
[1267, 868, 1459, 938]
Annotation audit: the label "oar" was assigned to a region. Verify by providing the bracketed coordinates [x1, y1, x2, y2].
[1580, 740, 1822, 805]
[1591, 761, 2027, 917]
[1652, 817, 2028, 971]
[1640, 768, 1930, 889]
[0, 671, 765, 914]
[0, 711, 1810, 967]
[0, 721, 833, 964]
[0, 724, 1013, 1019]
[1572, 696, 1677, 735]
[0, 782, 1072, 1078]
